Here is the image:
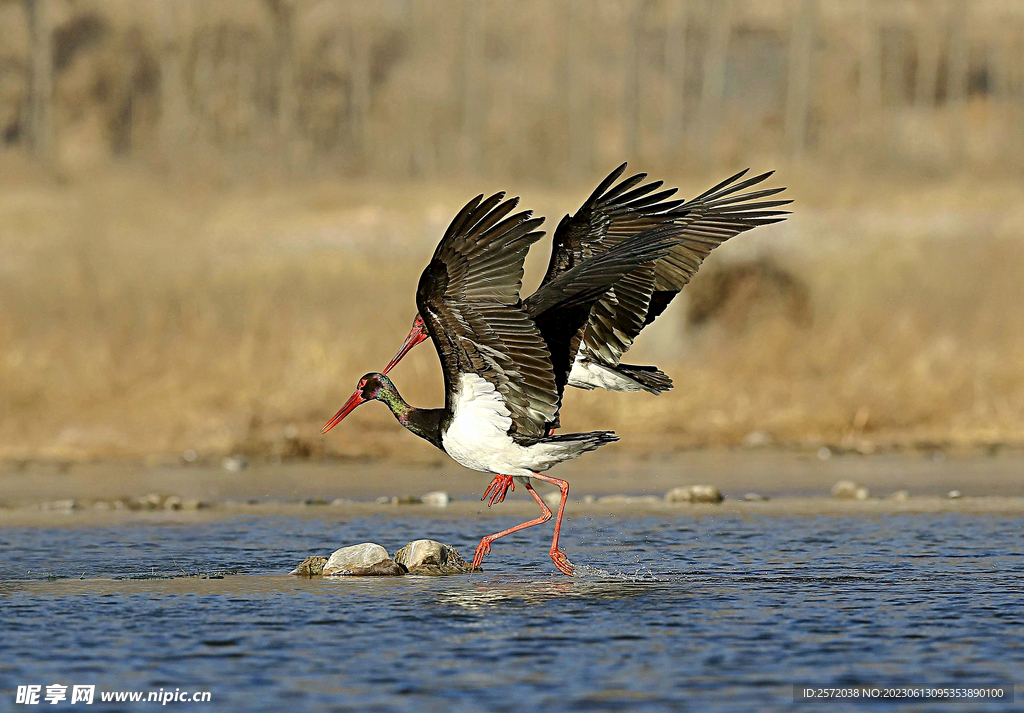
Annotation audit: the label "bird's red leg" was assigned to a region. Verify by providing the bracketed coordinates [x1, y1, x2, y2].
[472, 481, 551, 570]
[526, 472, 574, 576]
[481, 474, 516, 507]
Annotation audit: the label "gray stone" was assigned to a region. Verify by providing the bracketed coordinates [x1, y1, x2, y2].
[139, 492, 166, 510]
[690, 485, 724, 503]
[743, 492, 768, 502]
[322, 543, 390, 576]
[888, 490, 910, 501]
[665, 485, 723, 504]
[947, 490, 962, 500]
[420, 491, 450, 508]
[221, 456, 247, 472]
[664, 487, 693, 503]
[393, 539, 477, 575]
[832, 480, 870, 500]
[41, 499, 77, 511]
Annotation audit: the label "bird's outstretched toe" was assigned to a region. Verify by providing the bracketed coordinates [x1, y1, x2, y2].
[481, 474, 515, 507]
[472, 537, 493, 570]
[550, 548, 574, 576]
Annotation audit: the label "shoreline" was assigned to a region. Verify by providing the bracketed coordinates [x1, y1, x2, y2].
[2, 495, 1024, 529]
[1, 450, 1022, 527]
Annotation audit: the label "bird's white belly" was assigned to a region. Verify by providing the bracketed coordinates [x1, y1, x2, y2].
[441, 373, 563, 476]
[567, 356, 642, 392]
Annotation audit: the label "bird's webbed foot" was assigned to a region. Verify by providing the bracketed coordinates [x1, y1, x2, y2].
[481, 474, 516, 507]
[472, 536, 494, 570]
[550, 548, 575, 576]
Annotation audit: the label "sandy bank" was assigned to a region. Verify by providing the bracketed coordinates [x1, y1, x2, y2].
[1, 451, 1022, 528]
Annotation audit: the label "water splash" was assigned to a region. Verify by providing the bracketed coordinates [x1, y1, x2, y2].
[573, 556, 663, 582]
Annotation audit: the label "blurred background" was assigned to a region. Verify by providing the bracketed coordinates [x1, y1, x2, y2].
[1, 0, 1022, 465]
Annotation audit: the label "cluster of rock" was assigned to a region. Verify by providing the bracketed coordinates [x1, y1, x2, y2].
[831, 481, 964, 501]
[664, 485, 725, 503]
[831, 480, 872, 500]
[32, 493, 208, 512]
[576, 484, 728, 506]
[291, 539, 479, 577]
[374, 491, 451, 507]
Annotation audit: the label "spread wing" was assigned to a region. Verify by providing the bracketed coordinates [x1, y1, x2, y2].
[542, 162, 685, 283]
[541, 163, 687, 369]
[415, 192, 556, 439]
[558, 166, 791, 367]
[645, 169, 791, 327]
[524, 226, 682, 400]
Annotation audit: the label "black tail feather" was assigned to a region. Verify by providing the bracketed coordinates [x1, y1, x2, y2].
[542, 430, 620, 448]
[616, 363, 674, 394]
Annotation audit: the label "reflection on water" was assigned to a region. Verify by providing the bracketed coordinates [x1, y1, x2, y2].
[434, 579, 662, 611]
[1, 514, 1022, 712]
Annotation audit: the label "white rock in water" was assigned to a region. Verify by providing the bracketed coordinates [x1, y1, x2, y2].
[743, 492, 768, 502]
[392, 539, 475, 574]
[323, 543, 389, 575]
[948, 490, 962, 499]
[832, 481, 871, 500]
[665, 485, 723, 503]
[888, 490, 910, 501]
[393, 539, 446, 568]
[421, 491, 450, 508]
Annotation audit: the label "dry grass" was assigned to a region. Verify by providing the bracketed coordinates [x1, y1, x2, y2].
[1, 165, 1023, 463]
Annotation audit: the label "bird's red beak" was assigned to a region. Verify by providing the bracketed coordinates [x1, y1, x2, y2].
[321, 390, 366, 433]
[382, 315, 428, 375]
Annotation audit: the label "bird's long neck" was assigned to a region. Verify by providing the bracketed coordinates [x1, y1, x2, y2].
[377, 384, 445, 451]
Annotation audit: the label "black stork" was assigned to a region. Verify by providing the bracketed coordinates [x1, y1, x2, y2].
[321, 193, 681, 575]
[382, 163, 790, 394]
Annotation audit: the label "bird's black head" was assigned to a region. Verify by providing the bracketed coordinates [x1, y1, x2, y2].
[355, 372, 392, 401]
[322, 372, 396, 433]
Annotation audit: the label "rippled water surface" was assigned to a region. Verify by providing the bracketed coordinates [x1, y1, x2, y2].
[2, 514, 1022, 712]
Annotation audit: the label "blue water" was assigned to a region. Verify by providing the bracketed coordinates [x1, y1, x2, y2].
[1, 514, 1022, 712]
